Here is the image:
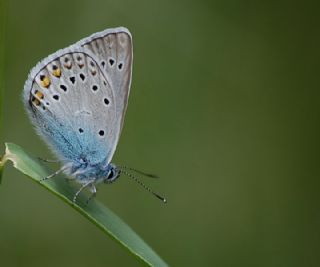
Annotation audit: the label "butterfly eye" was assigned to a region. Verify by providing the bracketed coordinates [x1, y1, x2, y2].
[107, 169, 114, 180]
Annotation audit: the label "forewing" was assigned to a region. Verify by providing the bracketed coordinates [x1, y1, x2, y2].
[77, 27, 133, 135]
[23, 49, 117, 165]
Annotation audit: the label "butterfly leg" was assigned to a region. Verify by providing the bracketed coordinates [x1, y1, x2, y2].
[73, 181, 93, 203]
[37, 157, 60, 163]
[86, 184, 97, 204]
[40, 165, 67, 182]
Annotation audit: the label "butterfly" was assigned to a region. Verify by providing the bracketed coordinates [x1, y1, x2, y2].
[23, 27, 166, 204]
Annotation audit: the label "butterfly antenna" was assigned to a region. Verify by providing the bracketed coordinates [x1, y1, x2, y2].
[118, 165, 159, 178]
[120, 169, 167, 203]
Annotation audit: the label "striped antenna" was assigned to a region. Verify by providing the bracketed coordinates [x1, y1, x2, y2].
[120, 168, 167, 204]
[118, 165, 159, 178]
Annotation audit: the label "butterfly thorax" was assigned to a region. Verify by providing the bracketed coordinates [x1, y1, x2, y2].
[66, 160, 120, 184]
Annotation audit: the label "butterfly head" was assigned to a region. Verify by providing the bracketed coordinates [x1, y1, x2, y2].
[103, 163, 121, 183]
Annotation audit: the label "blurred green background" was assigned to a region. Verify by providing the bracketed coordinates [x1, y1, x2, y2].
[1, 0, 319, 266]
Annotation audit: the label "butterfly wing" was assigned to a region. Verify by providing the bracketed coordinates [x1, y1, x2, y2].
[77, 27, 133, 139]
[23, 27, 132, 169]
[23, 48, 118, 165]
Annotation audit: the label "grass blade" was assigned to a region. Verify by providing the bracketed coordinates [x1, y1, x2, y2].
[0, 142, 168, 267]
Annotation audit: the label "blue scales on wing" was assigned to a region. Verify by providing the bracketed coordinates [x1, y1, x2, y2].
[24, 50, 117, 175]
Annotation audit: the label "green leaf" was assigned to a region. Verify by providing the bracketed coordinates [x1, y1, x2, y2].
[0, 143, 168, 267]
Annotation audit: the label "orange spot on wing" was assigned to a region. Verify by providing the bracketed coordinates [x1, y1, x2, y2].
[40, 76, 51, 88]
[64, 63, 72, 69]
[32, 97, 40, 106]
[52, 68, 61, 77]
[35, 90, 44, 99]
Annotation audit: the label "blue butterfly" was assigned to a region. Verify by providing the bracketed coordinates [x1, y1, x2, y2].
[23, 27, 166, 203]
